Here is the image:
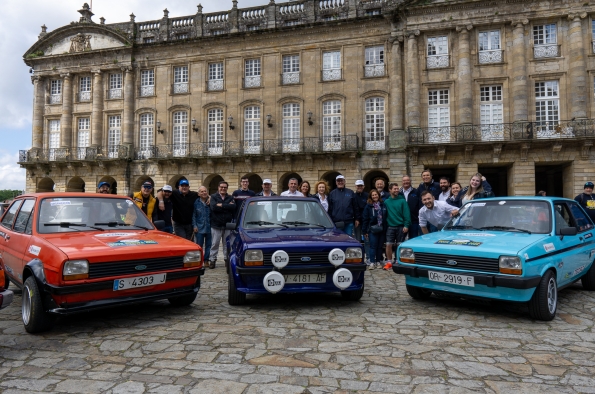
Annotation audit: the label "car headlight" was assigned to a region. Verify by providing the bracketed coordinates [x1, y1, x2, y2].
[399, 248, 415, 263]
[184, 251, 203, 268]
[345, 247, 363, 263]
[244, 249, 263, 266]
[63, 260, 89, 280]
[499, 256, 522, 275]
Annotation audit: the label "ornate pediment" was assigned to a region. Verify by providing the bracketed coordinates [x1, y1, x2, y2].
[42, 31, 127, 56]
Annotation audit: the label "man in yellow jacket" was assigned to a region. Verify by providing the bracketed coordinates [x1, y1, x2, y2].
[128, 181, 157, 223]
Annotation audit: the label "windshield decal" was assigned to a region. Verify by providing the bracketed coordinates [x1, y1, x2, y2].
[95, 233, 137, 237]
[107, 239, 158, 247]
[435, 239, 482, 247]
[50, 201, 71, 206]
[472, 203, 486, 206]
[257, 201, 272, 205]
[544, 243, 555, 252]
[28, 245, 41, 256]
[458, 233, 496, 237]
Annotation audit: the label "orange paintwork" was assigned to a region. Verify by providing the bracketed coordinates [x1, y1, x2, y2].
[0, 266, 5, 290]
[0, 193, 203, 307]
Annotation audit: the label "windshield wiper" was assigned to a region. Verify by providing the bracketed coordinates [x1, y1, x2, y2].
[94, 221, 149, 231]
[444, 225, 477, 230]
[246, 221, 288, 228]
[44, 222, 104, 231]
[283, 221, 326, 228]
[478, 226, 531, 234]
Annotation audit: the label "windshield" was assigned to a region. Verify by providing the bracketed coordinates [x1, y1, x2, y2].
[444, 200, 551, 234]
[242, 200, 334, 229]
[38, 197, 154, 233]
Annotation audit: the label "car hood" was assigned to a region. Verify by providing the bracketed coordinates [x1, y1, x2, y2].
[240, 228, 358, 244]
[402, 230, 549, 256]
[41, 230, 199, 261]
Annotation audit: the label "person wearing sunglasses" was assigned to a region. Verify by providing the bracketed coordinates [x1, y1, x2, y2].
[131, 181, 157, 222]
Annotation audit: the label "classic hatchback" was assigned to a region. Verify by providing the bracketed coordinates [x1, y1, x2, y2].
[0, 193, 204, 332]
[225, 196, 366, 305]
[393, 197, 595, 321]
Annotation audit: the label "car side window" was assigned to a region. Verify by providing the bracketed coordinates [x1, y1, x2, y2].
[1, 200, 23, 230]
[554, 203, 573, 235]
[13, 200, 35, 234]
[569, 202, 593, 233]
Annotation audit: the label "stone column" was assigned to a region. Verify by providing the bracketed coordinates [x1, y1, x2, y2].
[511, 19, 529, 121]
[60, 73, 73, 149]
[91, 70, 103, 146]
[390, 35, 404, 130]
[123, 67, 135, 144]
[568, 13, 588, 119]
[31, 76, 45, 149]
[457, 25, 473, 125]
[405, 30, 421, 127]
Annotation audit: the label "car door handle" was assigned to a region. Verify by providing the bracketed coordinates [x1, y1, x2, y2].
[580, 237, 584, 241]
[4, 235, 9, 240]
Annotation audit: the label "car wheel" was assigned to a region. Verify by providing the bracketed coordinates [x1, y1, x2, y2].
[528, 270, 557, 321]
[22, 276, 54, 333]
[341, 281, 364, 301]
[406, 284, 432, 300]
[225, 259, 230, 275]
[228, 267, 246, 306]
[168, 292, 198, 306]
[581, 262, 595, 291]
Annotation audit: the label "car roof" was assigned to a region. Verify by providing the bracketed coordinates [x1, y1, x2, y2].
[475, 196, 571, 202]
[245, 196, 318, 201]
[15, 192, 130, 199]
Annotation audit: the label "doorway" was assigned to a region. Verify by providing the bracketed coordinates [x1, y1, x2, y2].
[478, 166, 509, 197]
[535, 164, 565, 198]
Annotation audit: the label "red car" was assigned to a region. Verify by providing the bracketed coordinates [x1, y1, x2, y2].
[0, 193, 204, 333]
[0, 264, 13, 310]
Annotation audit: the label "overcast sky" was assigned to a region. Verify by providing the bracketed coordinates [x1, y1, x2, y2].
[0, 0, 266, 191]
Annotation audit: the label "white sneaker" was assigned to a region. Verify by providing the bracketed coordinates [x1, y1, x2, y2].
[368, 263, 375, 270]
[376, 262, 383, 269]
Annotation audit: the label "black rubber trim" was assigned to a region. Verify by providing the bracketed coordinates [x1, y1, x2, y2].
[44, 268, 205, 295]
[0, 289, 13, 309]
[392, 264, 541, 289]
[47, 286, 199, 315]
[236, 264, 367, 276]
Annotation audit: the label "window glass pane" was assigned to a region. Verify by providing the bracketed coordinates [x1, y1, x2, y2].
[365, 46, 384, 65]
[141, 70, 154, 86]
[110, 74, 122, 89]
[323, 51, 341, 69]
[1, 200, 22, 229]
[570, 203, 594, 231]
[209, 63, 223, 80]
[245, 59, 261, 76]
[174, 66, 188, 83]
[13, 199, 35, 234]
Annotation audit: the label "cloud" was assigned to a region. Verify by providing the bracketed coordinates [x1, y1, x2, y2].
[0, 151, 26, 191]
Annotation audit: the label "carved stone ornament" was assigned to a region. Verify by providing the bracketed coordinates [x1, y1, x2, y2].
[552, 142, 563, 154]
[582, 141, 593, 160]
[511, 19, 529, 28]
[411, 147, 419, 166]
[464, 145, 473, 164]
[69, 33, 92, 53]
[456, 24, 473, 33]
[520, 143, 530, 161]
[568, 12, 587, 21]
[493, 144, 503, 161]
[437, 146, 446, 161]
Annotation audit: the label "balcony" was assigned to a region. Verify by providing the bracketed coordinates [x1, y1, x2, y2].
[172, 82, 189, 94]
[140, 85, 155, 97]
[18, 146, 128, 164]
[364, 64, 385, 77]
[78, 91, 91, 102]
[406, 119, 595, 145]
[207, 79, 224, 91]
[533, 44, 560, 59]
[244, 75, 261, 88]
[282, 72, 300, 85]
[322, 68, 342, 81]
[478, 49, 503, 64]
[107, 88, 122, 99]
[427, 55, 450, 69]
[49, 94, 62, 104]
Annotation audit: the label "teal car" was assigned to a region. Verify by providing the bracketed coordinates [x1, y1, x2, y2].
[393, 197, 595, 321]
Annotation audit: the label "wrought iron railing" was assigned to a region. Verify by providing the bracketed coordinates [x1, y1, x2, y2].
[478, 49, 503, 64]
[427, 54, 450, 69]
[282, 72, 300, 85]
[207, 79, 224, 91]
[172, 82, 189, 94]
[534, 44, 560, 59]
[107, 88, 122, 99]
[322, 68, 342, 81]
[244, 75, 261, 88]
[364, 64, 385, 77]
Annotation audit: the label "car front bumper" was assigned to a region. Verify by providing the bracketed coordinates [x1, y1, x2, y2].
[0, 288, 14, 310]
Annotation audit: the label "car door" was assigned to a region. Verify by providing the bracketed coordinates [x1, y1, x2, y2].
[11, 199, 36, 278]
[0, 200, 23, 284]
[552, 201, 584, 286]
[567, 200, 595, 278]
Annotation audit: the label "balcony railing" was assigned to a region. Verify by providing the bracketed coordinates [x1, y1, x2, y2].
[534, 44, 560, 59]
[364, 64, 385, 77]
[49, 94, 62, 104]
[140, 85, 155, 97]
[207, 79, 224, 91]
[478, 49, 503, 64]
[108, 88, 122, 99]
[244, 75, 261, 88]
[322, 68, 342, 81]
[172, 82, 189, 94]
[78, 91, 91, 102]
[427, 54, 450, 69]
[406, 119, 595, 144]
[282, 72, 300, 85]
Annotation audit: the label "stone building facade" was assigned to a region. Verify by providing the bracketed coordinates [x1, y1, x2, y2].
[19, 0, 595, 197]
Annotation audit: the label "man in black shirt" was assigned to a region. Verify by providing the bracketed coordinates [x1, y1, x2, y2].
[232, 176, 255, 215]
[353, 179, 369, 260]
[153, 185, 173, 233]
[575, 182, 595, 222]
[158, 179, 198, 240]
[209, 181, 235, 269]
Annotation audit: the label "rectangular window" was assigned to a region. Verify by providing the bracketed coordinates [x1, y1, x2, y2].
[428, 90, 450, 142]
[322, 51, 341, 81]
[282, 55, 300, 84]
[208, 109, 224, 155]
[79, 76, 91, 102]
[533, 24, 557, 45]
[109, 73, 122, 99]
[535, 81, 560, 138]
[364, 98, 385, 150]
[108, 115, 122, 158]
[77, 118, 90, 159]
[282, 103, 300, 152]
[480, 86, 503, 141]
[49, 119, 60, 161]
[208, 63, 224, 91]
[244, 59, 261, 88]
[173, 111, 188, 156]
[140, 70, 155, 96]
[173, 66, 189, 94]
[365, 46, 384, 65]
[427, 36, 448, 56]
[244, 106, 261, 154]
[323, 101, 341, 151]
[50, 80, 62, 104]
[139, 113, 154, 158]
[478, 31, 502, 64]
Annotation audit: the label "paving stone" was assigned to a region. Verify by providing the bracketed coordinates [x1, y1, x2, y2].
[189, 379, 247, 394]
[249, 355, 316, 368]
[0, 379, 61, 391]
[54, 379, 115, 393]
[111, 381, 146, 394]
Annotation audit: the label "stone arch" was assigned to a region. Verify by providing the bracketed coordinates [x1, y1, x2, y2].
[321, 171, 342, 192]
[66, 176, 85, 192]
[278, 172, 302, 195]
[37, 177, 55, 193]
[364, 170, 389, 193]
[168, 175, 188, 190]
[134, 175, 154, 195]
[204, 174, 224, 195]
[243, 173, 263, 194]
[97, 176, 117, 194]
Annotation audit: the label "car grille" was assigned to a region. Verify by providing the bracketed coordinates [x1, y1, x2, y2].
[262, 251, 330, 266]
[413, 252, 500, 273]
[88, 256, 185, 279]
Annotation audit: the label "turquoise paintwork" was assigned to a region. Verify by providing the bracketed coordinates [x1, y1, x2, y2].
[394, 197, 595, 303]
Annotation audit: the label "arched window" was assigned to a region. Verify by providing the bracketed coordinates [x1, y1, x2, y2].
[208, 108, 223, 155]
[244, 106, 261, 154]
[139, 113, 154, 158]
[364, 97, 385, 150]
[282, 103, 300, 152]
[323, 100, 341, 151]
[173, 111, 188, 156]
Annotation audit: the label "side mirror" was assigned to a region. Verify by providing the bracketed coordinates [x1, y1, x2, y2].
[226, 222, 238, 231]
[335, 221, 345, 229]
[153, 220, 165, 230]
[559, 226, 577, 239]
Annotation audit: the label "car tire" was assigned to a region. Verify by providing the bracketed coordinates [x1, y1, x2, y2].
[228, 268, 246, 306]
[22, 276, 54, 333]
[581, 262, 595, 290]
[406, 284, 432, 300]
[341, 281, 364, 301]
[225, 259, 230, 275]
[168, 292, 198, 306]
[528, 270, 557, 321]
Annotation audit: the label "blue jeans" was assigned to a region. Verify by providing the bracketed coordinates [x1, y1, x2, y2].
[424, 223, 438, 233]
[195, 232, 212, 262]
[368, 232, 385, 264]
[342, 222, 355, 237]
[407, 223, 420, 239]
[161, 226, 173, 234]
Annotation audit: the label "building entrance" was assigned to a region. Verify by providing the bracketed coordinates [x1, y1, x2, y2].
[478, 166, 509, 197]
[535, 164, 565, 198]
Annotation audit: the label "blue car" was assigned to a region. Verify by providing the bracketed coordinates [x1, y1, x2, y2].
[225, 196, 365, 305]
[393, 197, 595, 321]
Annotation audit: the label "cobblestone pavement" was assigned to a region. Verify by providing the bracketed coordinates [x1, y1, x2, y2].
[1, 268, 595, 394]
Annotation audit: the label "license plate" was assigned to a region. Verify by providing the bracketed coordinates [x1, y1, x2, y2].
[283, 273, 326, 284]
[113, 273, 166, 291]
[428, 271, 474, 287]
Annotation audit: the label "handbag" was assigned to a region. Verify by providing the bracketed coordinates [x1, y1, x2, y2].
[370, 224, 383, 234]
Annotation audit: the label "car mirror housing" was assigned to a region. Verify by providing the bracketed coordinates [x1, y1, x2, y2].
[559, 226, 577, 239]
[226, 222, 238, 230]
[153, 220, 165, 230]
[335, 221, 345, 229]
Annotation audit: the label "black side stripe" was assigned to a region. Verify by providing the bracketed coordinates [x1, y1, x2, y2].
[525, 239, 595, 263]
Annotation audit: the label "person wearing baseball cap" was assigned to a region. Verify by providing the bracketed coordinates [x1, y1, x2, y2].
[353, 179, 368, 261]
[157, 178, 199, 240]
[129, 181, 157, 223]
[153, 185, 173, 233]
[97, 181, 110, 194]
[256, 179, 276, 196]
[575, 182, 595, 221]
[328, 174, 359, 236]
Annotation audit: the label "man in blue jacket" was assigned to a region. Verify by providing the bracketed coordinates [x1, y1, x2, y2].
[399, 175, 422, 239]
[209, 181, 235, 269]
[328, 175, 359, 236]
[417, 169, 441, 200]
